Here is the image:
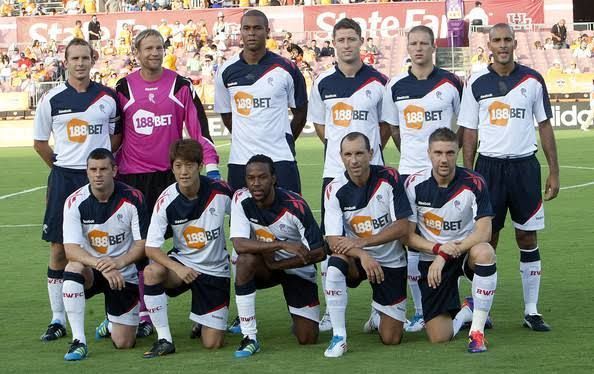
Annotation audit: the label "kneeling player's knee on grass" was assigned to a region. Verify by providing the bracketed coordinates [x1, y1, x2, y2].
[296, 329, 318, 345]
[201, 328, 224, 349]
[143, 263, 166, 284]
[470, 243, 496, 264]
[112, 336, 136, 349]
[379, 331, 402, 345]
[64, 261, 85, 273]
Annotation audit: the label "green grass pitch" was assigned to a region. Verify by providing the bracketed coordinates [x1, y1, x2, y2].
[1, 130, 593, 373]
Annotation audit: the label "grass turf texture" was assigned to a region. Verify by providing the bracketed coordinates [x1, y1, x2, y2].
[1, 130, 593, 373]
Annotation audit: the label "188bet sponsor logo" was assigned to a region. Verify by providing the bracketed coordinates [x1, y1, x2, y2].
[234, 92, 271, 116]
[255, 229, 275, 242]
[331, 102, 369, 127]
[133, 109, 173, 135]
[67, 119, 103, 143]
[88, 229, 125, 254]
[403, 105, 443, 129]
[349, 214, 390, 238]
[488, 101, 526, 126]
[183, 225, 221, 251]
[422, 212, 461, 235]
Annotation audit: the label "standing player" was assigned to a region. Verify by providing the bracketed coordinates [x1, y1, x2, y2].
[230, 155, 326, 358]
[405, 128, 497, 353]
[214, 9, 307, 193]
[112, 29, 220, 337]
[307, 18, 390, 332]
[323, 132, 411, 358]
[459, 23, 559, 331]
[214, 9, 307, 333]
[61, 148, 148, 360]
[382, 25, 463, 332]
[33, 38, 122, 342]
[141, 139, 232, 358]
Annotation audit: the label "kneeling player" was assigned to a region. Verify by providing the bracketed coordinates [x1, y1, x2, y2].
[142, 139, 233, 358]
[323, 132, 412, 358]
[61, 148, 149, 360]
[404, 128, 497, 353]
[230, 155, 326, 358]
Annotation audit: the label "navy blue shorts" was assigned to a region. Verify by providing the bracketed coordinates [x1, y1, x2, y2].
[475, 154, 544, 232]
[117, 170, 175, 214]
[227, 161, 301, 193]
[255, 270, 320, 311]
[86, 269, 139, 320]
[42, 166, 88, 243]
[418, 255, 474, 323]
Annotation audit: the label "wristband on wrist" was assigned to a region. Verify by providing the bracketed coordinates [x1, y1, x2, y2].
[432, 243, 442, 255]
[438, 251, 451, 261]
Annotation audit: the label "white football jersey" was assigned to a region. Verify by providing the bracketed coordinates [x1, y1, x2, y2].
[405, 167, 494, 261]
[382, 67, 462, 175]
[62, 182, 149, 283]
[230, 187, 324, 282]
[324, 166, 412, 268]
[457, 64, 552, 157]
[33, 81, 121, 169]
[146, 177, 233, 278]
[308, 64, 387, 179]
[214, 51, 307, 164]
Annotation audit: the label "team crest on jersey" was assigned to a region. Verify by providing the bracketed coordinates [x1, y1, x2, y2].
[183, 225, 221, 250]
[255, 229, 275, 242]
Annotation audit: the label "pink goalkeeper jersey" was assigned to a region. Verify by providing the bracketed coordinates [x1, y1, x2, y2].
[115, 69, 219, 174]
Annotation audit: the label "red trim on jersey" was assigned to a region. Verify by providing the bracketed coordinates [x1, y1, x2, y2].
[527, 199, 543, 220]
[463, 170, 485, 192]
[405, 170, 424, 188]
[307, 300, 321, 308]
[205, 189, 228, 209]
[155, 191, 169, 213]
[354, 77, 384, 93]
[512, 74, 538, 90]
[448, 185, 472, 203]
[89, 90, 109, 107]
[371, 178, 389, 199]
[112, 198, 131, 216]
[428, 78, 458, 95]
[206, 301, 229, 314]
[67, 187, 85, 209]
[262, 63, 286, 78]
[272, 207, 291, 225]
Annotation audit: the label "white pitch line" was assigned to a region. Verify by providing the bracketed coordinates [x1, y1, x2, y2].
[559, 181, 594, 190]
[0, 186, 45, 200]
[215, 142, 230, 148]
[0, 223, 40, 228]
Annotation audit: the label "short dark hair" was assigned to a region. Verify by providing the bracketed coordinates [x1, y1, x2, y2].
[489, 23, 515, 40]
[241, 9, 269, 29]
[408, 25, 435, 46]
[333, 18, 362, 39]
[340, 132, 371, 152]
[65, 38, 94, 61]
[246, 154, 275, 175]
[87, 148, 116, 166]
[169, 139, 203, 166]
[428, 127, 458, 144]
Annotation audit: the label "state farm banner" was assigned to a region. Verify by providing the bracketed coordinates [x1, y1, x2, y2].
[303, 0, 544, 40]
[14, 7, 304, 45]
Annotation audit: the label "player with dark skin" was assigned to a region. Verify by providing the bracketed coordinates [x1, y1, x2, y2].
[232, 161, 326, 344]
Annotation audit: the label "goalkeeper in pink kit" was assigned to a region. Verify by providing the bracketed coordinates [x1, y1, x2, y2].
[95, 29, 220, 338]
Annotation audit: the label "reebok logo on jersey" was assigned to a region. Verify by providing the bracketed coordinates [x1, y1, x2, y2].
[403, 105, 443, 129]
[350, 214, 390, 238]
[58, 109, 72, 114]
[488, 101, 526, 126]
[83, 219, 95, 224]
[234, 91, 271, 116]
[132, 109, 173, 135]
[67, 118, 103, 143]
[331, 102, 369, 127]
[422, 212, 461, 235]
[183, 226, 221, 250]
[255, 229, 275, 242]
[88, 229, 126, 254]
[324, 94, 337, 99]
[174, 219, 188, 224]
